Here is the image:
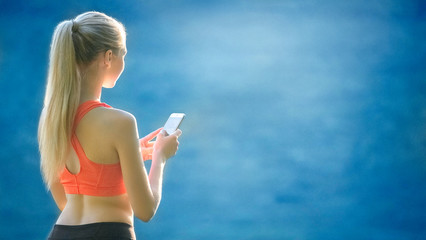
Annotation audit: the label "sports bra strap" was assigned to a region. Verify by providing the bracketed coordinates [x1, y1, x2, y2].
[73, 100, 111, 132]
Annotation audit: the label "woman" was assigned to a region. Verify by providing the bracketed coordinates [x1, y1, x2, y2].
[38, 11, 182, 239]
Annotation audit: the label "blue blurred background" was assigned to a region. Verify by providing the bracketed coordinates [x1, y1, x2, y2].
[1, 0, 426, 239]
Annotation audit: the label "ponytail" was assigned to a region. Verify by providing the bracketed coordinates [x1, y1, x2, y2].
[38, 12, 126, 189]
[38, 20, 80, 188]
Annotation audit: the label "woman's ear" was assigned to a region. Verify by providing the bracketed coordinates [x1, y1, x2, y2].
[103, 50, 113, 68]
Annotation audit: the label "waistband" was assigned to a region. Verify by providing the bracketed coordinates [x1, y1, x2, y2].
[49, 222, 135, 240]
[53, 221, 133, 228]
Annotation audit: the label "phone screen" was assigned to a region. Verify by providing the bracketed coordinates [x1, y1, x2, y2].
[163, 113, 185, 135]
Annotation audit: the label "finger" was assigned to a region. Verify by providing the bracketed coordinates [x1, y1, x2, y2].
[158, 129, 168, 138]
[171, 129, 182, 138]
[139, 138, 145, 147]
[142, 147, 153, 161]
[142, 128, 163, 142]
[142, 147, 153, 154]
[145, 141, 155, 148]
[139, 138, 150, 148]
[140, 128, 162, 147]
[143, 152, 153, 161]
[143, 154, 152, 161]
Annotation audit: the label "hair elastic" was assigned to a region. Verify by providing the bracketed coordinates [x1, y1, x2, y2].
[71, 19, 78, 33]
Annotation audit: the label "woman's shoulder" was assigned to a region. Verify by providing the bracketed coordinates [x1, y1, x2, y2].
[95, 106, 138, 132]
[100, 106, 135, 119]
[93, 107, 139, 146]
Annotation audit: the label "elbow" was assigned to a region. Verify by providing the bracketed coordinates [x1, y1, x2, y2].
[58, 204, 66, 212]
[136, 212, 154, 223]
[132, 196, 161, 222]
[57, 200, 67, 212]
[135, 208, 156, 223]
[139, 215, 153, 223]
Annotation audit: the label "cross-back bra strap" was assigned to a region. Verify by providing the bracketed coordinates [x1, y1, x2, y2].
[73, 100, 112, 132]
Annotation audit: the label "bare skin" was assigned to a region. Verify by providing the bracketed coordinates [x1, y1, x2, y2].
[50, 48, 181, 226]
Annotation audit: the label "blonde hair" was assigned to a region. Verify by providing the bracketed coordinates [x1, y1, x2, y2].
[38, 12, 126, 188]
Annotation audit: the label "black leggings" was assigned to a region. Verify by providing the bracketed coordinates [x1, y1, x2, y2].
[47, 222, 136, 240]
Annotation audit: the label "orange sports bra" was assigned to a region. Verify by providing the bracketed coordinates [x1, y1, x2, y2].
[60, 100, 127, 196]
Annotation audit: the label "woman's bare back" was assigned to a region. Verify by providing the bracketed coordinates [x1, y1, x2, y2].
[57, 107, 134, 225]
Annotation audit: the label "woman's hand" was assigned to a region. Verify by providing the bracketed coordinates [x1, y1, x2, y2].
[139, 128, 162, 161]
[153, 129, 182, 163]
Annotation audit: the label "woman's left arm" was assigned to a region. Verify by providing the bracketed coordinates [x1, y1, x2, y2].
[50, 179, 67, 211]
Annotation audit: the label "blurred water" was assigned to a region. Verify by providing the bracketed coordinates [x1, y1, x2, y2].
[0, 0, 425, 239]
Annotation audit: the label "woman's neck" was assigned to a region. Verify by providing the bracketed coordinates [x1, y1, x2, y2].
[79, 63, 104, 104]
[80, 86, 102, 104]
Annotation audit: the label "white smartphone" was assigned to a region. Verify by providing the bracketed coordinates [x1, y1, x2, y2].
[163, 113, 185, 135]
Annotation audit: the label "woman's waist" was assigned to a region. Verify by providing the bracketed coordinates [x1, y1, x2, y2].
[56, 194, 133, 226]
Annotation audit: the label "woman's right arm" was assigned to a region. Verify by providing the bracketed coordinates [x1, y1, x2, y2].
[113, 111, 180, 222]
